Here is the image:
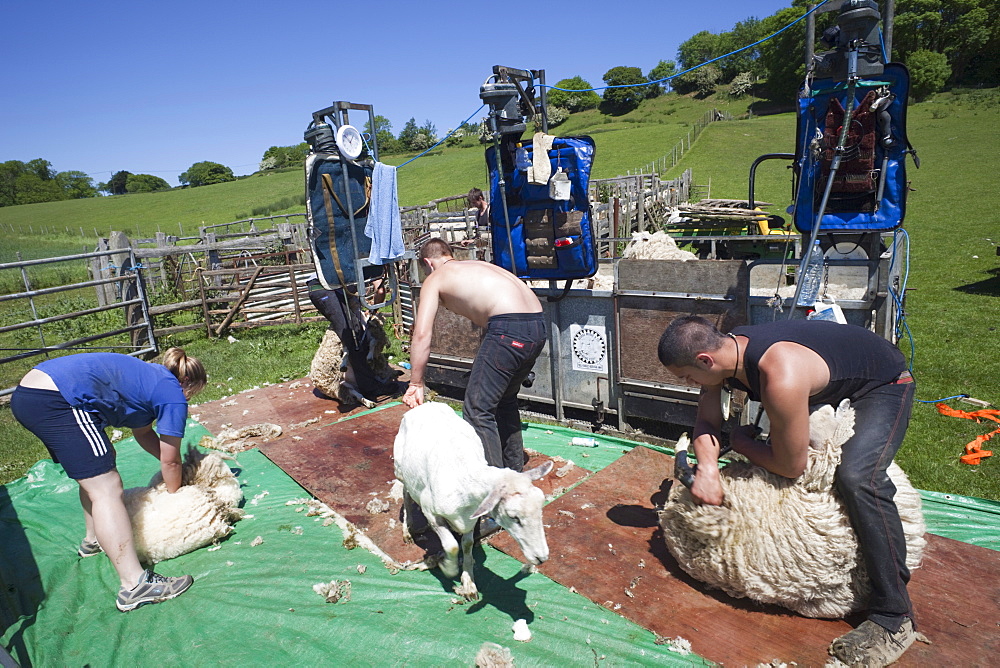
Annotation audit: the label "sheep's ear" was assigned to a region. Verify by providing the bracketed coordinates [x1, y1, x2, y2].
[524, 460, 554, 481]
[471, 485, 505, 519]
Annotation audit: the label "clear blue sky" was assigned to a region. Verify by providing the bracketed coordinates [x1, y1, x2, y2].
[1, 0, 793, 187]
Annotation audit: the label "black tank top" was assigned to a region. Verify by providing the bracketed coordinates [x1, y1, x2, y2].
[728, 320, 906, 405]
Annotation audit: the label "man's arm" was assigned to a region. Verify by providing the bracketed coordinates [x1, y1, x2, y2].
[689, 384, 726, 505]
[131, 424, 184, 493]
[402, 277, 440, 408]
[730, 355, 812, 478]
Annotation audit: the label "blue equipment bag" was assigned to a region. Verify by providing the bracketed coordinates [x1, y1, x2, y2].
[485, 136, 598, 280]
[792, 63, 915, 233]
[305, 153, 377, 291]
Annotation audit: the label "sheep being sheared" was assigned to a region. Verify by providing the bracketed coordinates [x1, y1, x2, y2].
[659, 400, 926, 618]
[123, 446, 244, 564]
[393, 402, 554, 600]
[310, 312, 399, 408]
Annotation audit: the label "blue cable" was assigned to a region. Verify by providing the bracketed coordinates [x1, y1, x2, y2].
[542, 0, 831, 95]
[889, 228, 913, 368]
[917, 395, 969, 404]
[878, 28, 889, 64]
[397, 0, 832, 169]
[397, 104, 486, 169]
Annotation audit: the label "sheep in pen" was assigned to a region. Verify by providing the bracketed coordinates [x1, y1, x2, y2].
[659, 400, 926, 618]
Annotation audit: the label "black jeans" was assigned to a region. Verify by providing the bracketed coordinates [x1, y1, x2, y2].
[463, 313, 546, 471]
[835, 377, 916, 632]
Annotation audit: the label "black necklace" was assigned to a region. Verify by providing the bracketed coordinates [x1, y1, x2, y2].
[727, 332, 740, 385]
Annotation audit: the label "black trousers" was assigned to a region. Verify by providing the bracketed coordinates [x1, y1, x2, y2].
[308, 284, 397, 398]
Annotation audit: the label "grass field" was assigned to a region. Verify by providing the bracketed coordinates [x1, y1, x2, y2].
[1, 88, 998, 499]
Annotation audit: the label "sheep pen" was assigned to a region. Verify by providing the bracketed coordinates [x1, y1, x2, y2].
[123, 446, 244, 564]
[658, 400, 926, 618]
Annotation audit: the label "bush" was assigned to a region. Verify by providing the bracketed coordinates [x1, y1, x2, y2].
[601, 66, 650, 114]
[907, 50, 951, 101]
[547, 76, 601, 112]
[728, 72, 755, 98]
[547, 105, 569, 127]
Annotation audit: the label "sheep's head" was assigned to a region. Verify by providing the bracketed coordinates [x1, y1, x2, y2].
[472, 461, 553, 565]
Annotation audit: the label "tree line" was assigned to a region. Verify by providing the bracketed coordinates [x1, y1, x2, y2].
[4, 0, 995, 208]
[0, 159, 237, 207]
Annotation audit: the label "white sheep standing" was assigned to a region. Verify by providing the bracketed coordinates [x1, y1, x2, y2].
[123, 446, 244, 564]
[659, 400, 926, 618]
[393, 402, 554, 600]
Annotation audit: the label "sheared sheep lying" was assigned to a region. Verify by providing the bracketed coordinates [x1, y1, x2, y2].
[659, 400, 926, 618]
[393, 402, 553, 600]
[123, 446, 244, 564]
[310, 313, 399, 408]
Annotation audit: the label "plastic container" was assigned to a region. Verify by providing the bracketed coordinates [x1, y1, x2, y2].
[549, 168, 571, 200]
[796, 239, 825, 307]
[571, 436, 598, 447]
[515, 145, 531, 171]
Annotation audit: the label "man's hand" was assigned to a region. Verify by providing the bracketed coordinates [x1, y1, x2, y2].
[690, 468, 725, 506]
[402, 383, 424, 408]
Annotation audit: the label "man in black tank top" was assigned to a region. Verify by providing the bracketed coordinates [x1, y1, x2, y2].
[658, 315, 917, 667]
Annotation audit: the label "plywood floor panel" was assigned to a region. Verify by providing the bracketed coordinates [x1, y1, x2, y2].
[489, 446, 1000, 666]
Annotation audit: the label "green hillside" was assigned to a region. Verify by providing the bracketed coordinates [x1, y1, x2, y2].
[0, 92, 754, 250]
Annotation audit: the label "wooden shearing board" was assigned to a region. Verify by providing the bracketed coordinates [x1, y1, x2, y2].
[193, 384, 999, 665]
[490, 446, 1000, 666]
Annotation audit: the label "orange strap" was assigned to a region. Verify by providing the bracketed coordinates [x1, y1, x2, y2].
[935, 403, 997, 465]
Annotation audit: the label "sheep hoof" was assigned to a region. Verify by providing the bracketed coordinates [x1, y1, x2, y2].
[454, 581, 479, 601]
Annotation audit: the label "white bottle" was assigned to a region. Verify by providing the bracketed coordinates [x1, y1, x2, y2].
[796, 240, 825, 307]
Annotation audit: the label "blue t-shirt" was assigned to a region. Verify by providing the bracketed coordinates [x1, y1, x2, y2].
[37, 353, 188, 437]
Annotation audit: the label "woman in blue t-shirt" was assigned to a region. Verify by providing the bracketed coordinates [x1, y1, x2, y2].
[11, 347, 207, 612]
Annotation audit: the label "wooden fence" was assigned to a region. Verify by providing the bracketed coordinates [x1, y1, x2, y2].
[1, 125, 724, 391]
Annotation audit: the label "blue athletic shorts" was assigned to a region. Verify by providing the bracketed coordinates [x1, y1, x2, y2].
[11, 386, 116, 480]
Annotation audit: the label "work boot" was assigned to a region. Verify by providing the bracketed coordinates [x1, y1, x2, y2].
[829, 618, 916, 667]
[116, 570, 193, 612]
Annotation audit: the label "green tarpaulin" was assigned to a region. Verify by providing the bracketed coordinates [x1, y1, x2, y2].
[3, 416, 998, 666]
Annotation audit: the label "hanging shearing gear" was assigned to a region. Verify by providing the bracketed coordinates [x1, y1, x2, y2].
[793, 63, 917, 234]
[485, 134, 598, 280]
[303, 101, 402, 308]
[479, 65, 599, 282]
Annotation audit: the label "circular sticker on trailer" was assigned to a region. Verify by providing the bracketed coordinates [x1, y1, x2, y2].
[570, 324, 608, 373]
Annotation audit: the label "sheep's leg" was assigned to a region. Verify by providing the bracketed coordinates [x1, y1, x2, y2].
[429, 519, 460, 578]
[401, 490, 419, 543]
[453, 530, 479, 601]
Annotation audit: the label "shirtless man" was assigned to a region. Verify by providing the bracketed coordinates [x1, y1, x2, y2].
[403, 238, 545, 471]
[657, 315, 917, 667]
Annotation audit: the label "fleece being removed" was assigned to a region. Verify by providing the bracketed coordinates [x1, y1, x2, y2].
[124, 447, 244, 564]
[659, 401, 926, 618]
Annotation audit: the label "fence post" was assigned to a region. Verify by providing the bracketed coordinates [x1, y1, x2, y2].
[154, 232, 171, 290]
[92, 237, 110, 307]
[637, 175, 646, 232]
[197, 268, 213, 338]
